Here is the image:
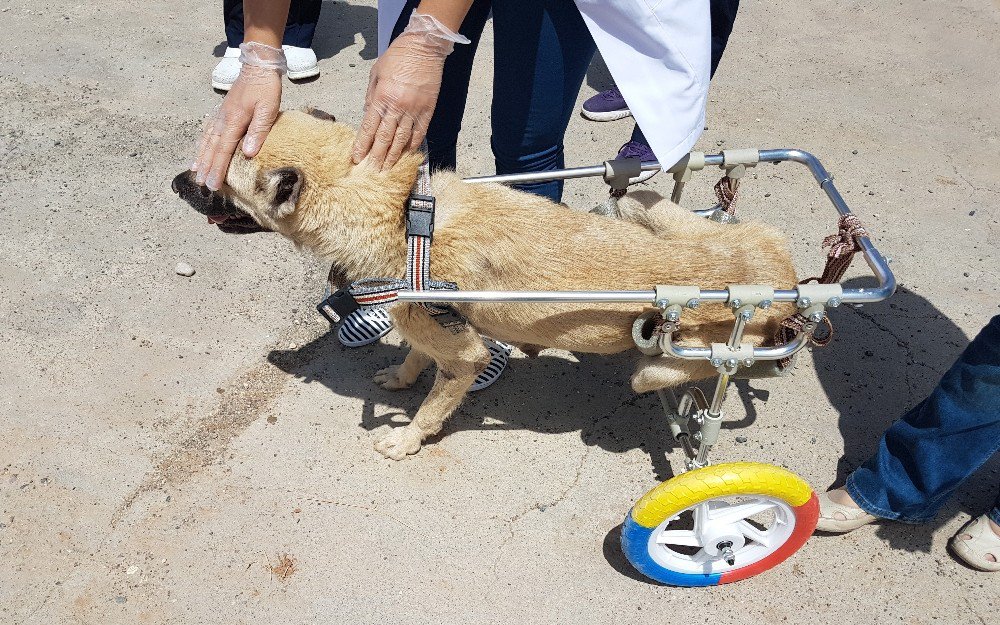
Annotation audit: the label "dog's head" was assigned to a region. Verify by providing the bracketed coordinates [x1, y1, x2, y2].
[171, 107, 353, 235]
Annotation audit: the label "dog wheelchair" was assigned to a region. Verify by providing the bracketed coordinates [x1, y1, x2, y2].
[395, 148, 896, 586]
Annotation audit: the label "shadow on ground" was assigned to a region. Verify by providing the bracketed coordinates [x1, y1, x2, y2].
[211, 1, 378, 61]
[269, 328, 766, 483]
[811, 277, 998, 553]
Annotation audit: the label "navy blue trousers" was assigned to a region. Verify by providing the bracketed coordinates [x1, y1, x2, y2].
[847, 315, 1000, 524]
[224, 0, 322, 49]
[392, 0, 597, 202]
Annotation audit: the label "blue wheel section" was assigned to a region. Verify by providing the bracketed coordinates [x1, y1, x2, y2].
[620, 512, 722, 587]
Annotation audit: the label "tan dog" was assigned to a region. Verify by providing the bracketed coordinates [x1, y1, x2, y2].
[173, 109, 797, 460]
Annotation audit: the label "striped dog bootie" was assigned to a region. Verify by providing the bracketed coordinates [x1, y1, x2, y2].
[470, 338, 512, 392]
[337, 308, 394, 348]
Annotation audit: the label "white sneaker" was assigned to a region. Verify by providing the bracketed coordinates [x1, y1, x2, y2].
[282, 45, 319, 81]
[211, 47, 242, 91]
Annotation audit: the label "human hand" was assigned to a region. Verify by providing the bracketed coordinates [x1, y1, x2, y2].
[191, 42, 286, 191]
[351, 12, 469, 170]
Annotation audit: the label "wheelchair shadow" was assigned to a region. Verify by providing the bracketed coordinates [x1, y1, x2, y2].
[811, 277, 998, 553]
[268, 327, 763, 484]
[211, 1, 378, 61]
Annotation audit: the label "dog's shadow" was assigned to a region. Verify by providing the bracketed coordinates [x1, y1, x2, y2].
[212, 1, 378, 61]
[812, 278, 998, 554]
[268, 328, 766, 483]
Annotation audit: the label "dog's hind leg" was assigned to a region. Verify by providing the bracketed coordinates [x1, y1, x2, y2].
[631, 355, 717, 394]
[374, 306, 490, 460]
[373, 348, 432, 390]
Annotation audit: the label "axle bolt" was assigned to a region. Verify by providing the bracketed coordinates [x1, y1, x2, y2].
[717, 541, 736, 566]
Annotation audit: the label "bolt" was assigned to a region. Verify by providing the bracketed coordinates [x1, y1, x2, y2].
[809, 311, 826, 323]
[730, 298, 742, 309]
[686, 298, 700, 309]
[654, 299, 669, 309]
[797, 297, 812, 309]
[711, 358, 723, 367]
[742, 358, 754, 367]
[726, 358, 738, 368]
[692, 431, 703, 442]
[827, 297, 842, 308]
[665, 310, 680, 322]
[759, 300, 772, 309]
[718, 541, 736, 566]
[739, 310, 753, 321]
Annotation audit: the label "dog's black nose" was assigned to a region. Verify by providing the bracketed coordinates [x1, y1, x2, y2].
[171, 172, 188, 194]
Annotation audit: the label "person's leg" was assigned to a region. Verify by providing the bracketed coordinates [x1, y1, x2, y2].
[843, 315, 1000, 522]
[992, 492, 1000, 528]
[224, 0, 244, 49]
[628, 0, 740, 146]
[283, 0, 322, 48]
[490, 0, 597, 202]
[389, 0, 491, 171]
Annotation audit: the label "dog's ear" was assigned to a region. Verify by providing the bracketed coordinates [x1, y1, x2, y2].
[305, 106, 336, 122]
[263, 167, 304, 218]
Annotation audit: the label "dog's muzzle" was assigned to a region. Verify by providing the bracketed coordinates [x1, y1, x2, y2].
[171, 171, 270, 234]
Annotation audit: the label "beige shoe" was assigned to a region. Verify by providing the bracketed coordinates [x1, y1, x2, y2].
[949, 515, 1000, 572]
[815, 490, 878, 533]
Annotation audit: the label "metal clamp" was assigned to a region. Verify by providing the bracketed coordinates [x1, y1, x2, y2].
[603, 157, 643, 190]
[654, 285, 702, 309]
[726, 284, 775, 309]
[795, 283, 844, 308]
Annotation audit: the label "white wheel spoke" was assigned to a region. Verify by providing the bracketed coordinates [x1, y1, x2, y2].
[707, 499, 777, 526]
[736, 520, 776, 548]
[655, 530, 702, 547]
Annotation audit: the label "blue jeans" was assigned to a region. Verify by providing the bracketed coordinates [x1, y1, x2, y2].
[846, 314, 1000, 524]
[631, 0, 740, 147]
[392, 0, 597, 203]
[224, 0, 321, 49]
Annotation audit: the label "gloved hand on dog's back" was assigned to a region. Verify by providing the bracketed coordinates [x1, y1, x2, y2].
[192, 42, 285, 191]
[351, 12, 469, 171]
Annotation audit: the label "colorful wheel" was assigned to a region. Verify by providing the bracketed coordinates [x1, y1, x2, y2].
[621, 462, 818, 586]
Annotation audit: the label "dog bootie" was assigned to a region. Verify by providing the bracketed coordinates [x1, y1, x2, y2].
[469, 339, 512, 392]
[337, 309, 393, 348]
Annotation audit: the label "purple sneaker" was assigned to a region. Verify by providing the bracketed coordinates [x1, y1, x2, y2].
[617, 140, 658, 184]
[582, 86, 631, 121]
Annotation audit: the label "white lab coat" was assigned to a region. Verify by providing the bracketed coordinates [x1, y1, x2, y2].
[377, 0, 710, 170]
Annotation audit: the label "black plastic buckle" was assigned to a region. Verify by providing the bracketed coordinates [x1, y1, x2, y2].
[429, 305, 466, 334]
[406, 194, 436, 239]
[316, 289, 360, 325]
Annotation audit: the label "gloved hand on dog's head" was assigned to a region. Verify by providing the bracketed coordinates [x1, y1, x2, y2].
[192, 42, 285, 191]
[351, 12, 469, 171]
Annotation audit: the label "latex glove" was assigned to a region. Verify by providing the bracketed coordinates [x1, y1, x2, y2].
[352, 12, 469, 170]
[192, 42, 286, 191]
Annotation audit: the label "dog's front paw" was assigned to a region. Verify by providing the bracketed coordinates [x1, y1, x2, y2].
[373, 365, 415, 390]
[374, 426, 423, 460]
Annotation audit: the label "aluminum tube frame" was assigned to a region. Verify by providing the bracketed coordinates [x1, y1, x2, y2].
[658, 331, 811, 362]
[394, 149, 895, 306]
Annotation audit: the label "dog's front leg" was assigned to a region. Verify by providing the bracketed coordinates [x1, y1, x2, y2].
[373, 347, 432, 390]
[374, 308, 490, 460]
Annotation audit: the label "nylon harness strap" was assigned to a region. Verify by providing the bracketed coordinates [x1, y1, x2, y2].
[316, 153, 466, 332]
